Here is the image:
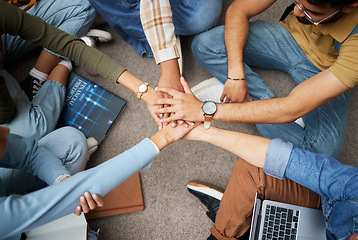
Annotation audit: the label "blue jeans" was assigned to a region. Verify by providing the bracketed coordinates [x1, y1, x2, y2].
[1, 0, 96, 139]
[88, 0, 222, 57]
[192, 21, 350, 159]
[1, 68, 66, 140]
[1, 0, 96, 62]
[0, 127, 88, 196]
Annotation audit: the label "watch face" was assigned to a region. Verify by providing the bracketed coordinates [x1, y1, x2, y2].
[138, 83, 147, 92]
[202, 101, 217, 115]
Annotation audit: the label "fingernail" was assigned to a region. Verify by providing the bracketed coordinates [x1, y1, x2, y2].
[190, 122, 195, 125]
[84, 192, 90, 197]
[155, 87, 158, 90]
[77, 206, 81, 211]
[81, 196, 85, 202]
[92, 194, 98, 199]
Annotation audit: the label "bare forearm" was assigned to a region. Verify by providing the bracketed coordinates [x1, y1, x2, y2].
[159, 59, 183, 91]
[225, 2, 249, 78]
[214, 97, 298, 124]
[193, 126, 270, 168]
[116, 70, 158, 104]
[214, 70, 349, 124]
[225, 0, 276, 78]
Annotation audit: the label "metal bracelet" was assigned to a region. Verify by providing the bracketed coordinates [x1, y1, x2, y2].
[227, 77, 246, 81]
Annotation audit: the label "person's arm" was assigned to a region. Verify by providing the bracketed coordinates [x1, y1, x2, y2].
[184, 124, 358, 202]
[140, 0, 183, 92]
[0, 2, 163, 128]
[273, 141, 358, 202]
[220, 0, 276, 103]
[153, 69, 349, 124]
[0, 123, 196, 238]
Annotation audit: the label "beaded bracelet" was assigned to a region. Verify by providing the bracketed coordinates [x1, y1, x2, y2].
[227, 77, 246, 81]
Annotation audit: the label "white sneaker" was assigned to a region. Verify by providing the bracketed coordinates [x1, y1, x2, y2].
[81, 29, 112, 48]
[176, 35, 183, 75]
[86, 29, 112, 43]
[81, 36, 95, 47]
[191, 77, 224, 103]
[87, 137, 99, 157]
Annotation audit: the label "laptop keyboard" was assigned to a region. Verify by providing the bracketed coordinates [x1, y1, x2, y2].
[261, 205, 299, 240]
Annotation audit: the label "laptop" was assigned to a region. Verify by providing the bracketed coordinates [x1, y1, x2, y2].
[249, 192, 326, 240]
[59, 72, 127, 143]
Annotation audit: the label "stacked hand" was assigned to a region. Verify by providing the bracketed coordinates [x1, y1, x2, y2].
[152, 77, 204, 124]
[221, 79, 251, 103]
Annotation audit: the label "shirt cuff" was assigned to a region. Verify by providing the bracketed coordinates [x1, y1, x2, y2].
[149, 139, 160, 156]
[154, 47, 180, 65]
[263, 138, 293, 180]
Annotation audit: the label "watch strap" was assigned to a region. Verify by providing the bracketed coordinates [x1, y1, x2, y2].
[203, 115, 213, 129]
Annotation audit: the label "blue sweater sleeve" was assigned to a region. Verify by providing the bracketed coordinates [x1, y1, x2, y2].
[0, 138, 156, 239]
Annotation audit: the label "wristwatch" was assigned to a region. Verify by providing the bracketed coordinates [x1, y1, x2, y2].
[137, 82, 149, 99]
[201, 101, 217, 130]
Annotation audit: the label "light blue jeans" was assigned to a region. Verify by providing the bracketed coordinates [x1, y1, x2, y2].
[88, 0, 222, 57]
[1, 0, 96, 140]
[192, 21, 350, 159]
[0, 127, 88, 196]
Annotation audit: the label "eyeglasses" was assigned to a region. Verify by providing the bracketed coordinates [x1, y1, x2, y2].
[292, 0, 341, 25]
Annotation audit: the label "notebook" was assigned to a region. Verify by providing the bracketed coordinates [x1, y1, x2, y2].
[86, 172, 144, 219]
[249, 192, 326, 240]
[25, 213, 87, 240]
[59, 72, 127, 143]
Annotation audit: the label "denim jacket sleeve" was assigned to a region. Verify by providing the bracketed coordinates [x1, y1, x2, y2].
[264, 138, 358, 202]
[1, 134, 70, 186]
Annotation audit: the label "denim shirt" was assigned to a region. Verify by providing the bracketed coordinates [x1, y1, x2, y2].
[264, 138, 358, 240]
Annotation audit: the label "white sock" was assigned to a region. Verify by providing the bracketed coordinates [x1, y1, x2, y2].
[58, 58, 73, 72]
[29, 68, 48, 82]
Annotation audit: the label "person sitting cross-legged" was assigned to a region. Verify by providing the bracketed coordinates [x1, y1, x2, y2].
[0, 121, 197, 239]
[181, 125, 358, 239]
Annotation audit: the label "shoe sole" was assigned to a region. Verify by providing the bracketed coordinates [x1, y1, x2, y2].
[187, 181, 224, 201]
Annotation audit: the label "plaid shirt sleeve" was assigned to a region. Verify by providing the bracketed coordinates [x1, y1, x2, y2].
[140, 0, 179, 64]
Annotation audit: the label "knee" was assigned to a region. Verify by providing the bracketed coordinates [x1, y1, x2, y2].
[58, 127, 88, 173]
[192, 26, 224, 63]
[59, 127, 87, 153]
[185, 0, 222, 34]
[192, 32, 211, 61]
[48, 0, 97, 36]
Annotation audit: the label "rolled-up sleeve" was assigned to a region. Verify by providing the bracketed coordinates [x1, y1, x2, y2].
[263, 138, 293, 180]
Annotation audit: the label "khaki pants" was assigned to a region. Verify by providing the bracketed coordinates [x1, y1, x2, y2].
[211, 159, 322, 240]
